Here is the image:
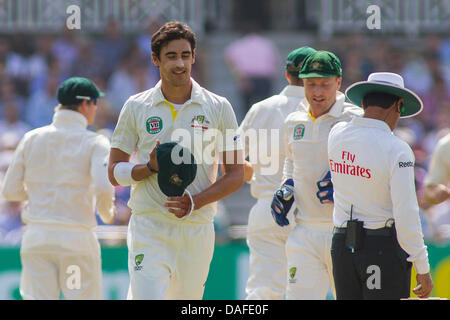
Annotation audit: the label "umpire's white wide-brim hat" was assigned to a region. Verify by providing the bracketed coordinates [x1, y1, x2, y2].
[345, 72, 423, 118]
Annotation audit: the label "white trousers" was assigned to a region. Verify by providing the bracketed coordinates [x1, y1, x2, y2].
[245, 197, 295, 300]
[127, 213, 215, 300]
[20, 224, 102, 300]
[285, 221, 335, 300]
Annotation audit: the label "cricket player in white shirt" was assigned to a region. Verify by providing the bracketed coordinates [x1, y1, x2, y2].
[271, 51, 363, 299]
[424, 133, 450, 206]
[237, 46, 316, 300]
[107, 22, 244, 300]
[328, 72, 433, 299]
[2, 77, 116, 299]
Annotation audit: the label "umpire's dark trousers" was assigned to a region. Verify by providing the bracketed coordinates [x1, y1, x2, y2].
[331, 227, 412, 300]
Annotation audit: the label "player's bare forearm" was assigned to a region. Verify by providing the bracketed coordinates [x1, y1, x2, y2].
[424, 183, 450, 206]
[108, 148, 130, 186]
[193, 163, 244, 210]
[243, 160, 253, 182]
[192, 150, 244, 210]
[131, 164, 154, 181]
[222, 159, 252, 182]
[108, 146, 157, 186]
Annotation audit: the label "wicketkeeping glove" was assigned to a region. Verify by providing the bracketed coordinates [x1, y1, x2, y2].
[271, 179, 295, 227]
[316, 171, 334, 204]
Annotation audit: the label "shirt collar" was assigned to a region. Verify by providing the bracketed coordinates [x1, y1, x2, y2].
[151, 78, 204, 106]
[280, 85, 305, 98]
[300, 91, 346, 120]
[52, 109, 88, 129]
[326, 91, 346, 118]
[351, 117, 392, 132]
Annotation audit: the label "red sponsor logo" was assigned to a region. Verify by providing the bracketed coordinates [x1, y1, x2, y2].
[329, 159, 372, 179]
[329, 150, 372, 179]
[149, 120, 160, 131]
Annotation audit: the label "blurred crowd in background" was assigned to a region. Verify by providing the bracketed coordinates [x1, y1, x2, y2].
[0, 17, 449, 245]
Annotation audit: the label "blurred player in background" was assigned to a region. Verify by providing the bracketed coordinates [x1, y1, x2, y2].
[272, 51, 363, 299]
[108, 21, 243, 300]
[1, 77, 116, 299]
[236, 47, 316, 299]
[424, 133, 450, 206]
[224, 27, 281, 117]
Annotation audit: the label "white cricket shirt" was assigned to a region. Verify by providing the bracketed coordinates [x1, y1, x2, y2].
[237, 85, 306, 199]
[2, 109, 115, 229]
[328, 117, 430, 274]
[110, 79, 241, 224]
[283, 92, 363, 224]
[425, 133, 450, 186]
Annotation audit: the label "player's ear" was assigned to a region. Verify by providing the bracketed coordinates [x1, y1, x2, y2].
[336, 76, 342, 91]
[285, 72, 290, 82]
[151, 52, 160, 67]
[191, 48, 196, 64]
[396, 98, 404, 114]
[76, 100, 87, 114]
[361, 95, 368, 109]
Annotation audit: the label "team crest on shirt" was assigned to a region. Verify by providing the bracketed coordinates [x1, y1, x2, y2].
[293, 124, 305, 140]
[191, 115, 210, 130]
[134, 254, 144, 271]
[146, 117, 163, 134]
[289, 267, 297, 283]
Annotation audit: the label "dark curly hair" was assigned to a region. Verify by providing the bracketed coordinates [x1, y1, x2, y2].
[151, 21, 196, 59]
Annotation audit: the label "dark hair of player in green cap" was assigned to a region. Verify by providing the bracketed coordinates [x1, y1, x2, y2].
[286, 46, 317, 78]
[298, 50, 342, 79]
[156, 142, 197, 197]
[57, 77, 105, 110]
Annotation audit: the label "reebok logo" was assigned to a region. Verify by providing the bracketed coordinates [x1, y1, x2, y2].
[398, 161, 414, 168]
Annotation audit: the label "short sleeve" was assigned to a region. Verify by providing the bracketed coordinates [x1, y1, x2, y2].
[235, 106, 257, 158]
[425, 135, 450, 186]
[110, 99, 138, 155]
[218, 98, 242, 152]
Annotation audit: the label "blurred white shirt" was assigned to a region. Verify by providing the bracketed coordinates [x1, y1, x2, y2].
[237, 85, 306, 199]
[283, 92, 363, 224]
[2, 109, 115, 229]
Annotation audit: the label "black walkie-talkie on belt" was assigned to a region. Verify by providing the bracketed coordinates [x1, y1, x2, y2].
[345, 205, 364, 253]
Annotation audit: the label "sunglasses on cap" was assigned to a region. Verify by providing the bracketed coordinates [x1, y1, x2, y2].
[76, 95, 97, 104]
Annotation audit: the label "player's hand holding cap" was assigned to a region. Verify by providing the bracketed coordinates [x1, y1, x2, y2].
[158, 142, 197, 219]
[57, 76, 105, 105]
[298, 50, 342, 79]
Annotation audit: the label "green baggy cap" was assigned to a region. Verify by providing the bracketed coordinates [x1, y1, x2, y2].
[286, 46, 317, 77]
[298, 50, 342, 79]
[156, 142, 197, 197]
[57, 77, 105, 106]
